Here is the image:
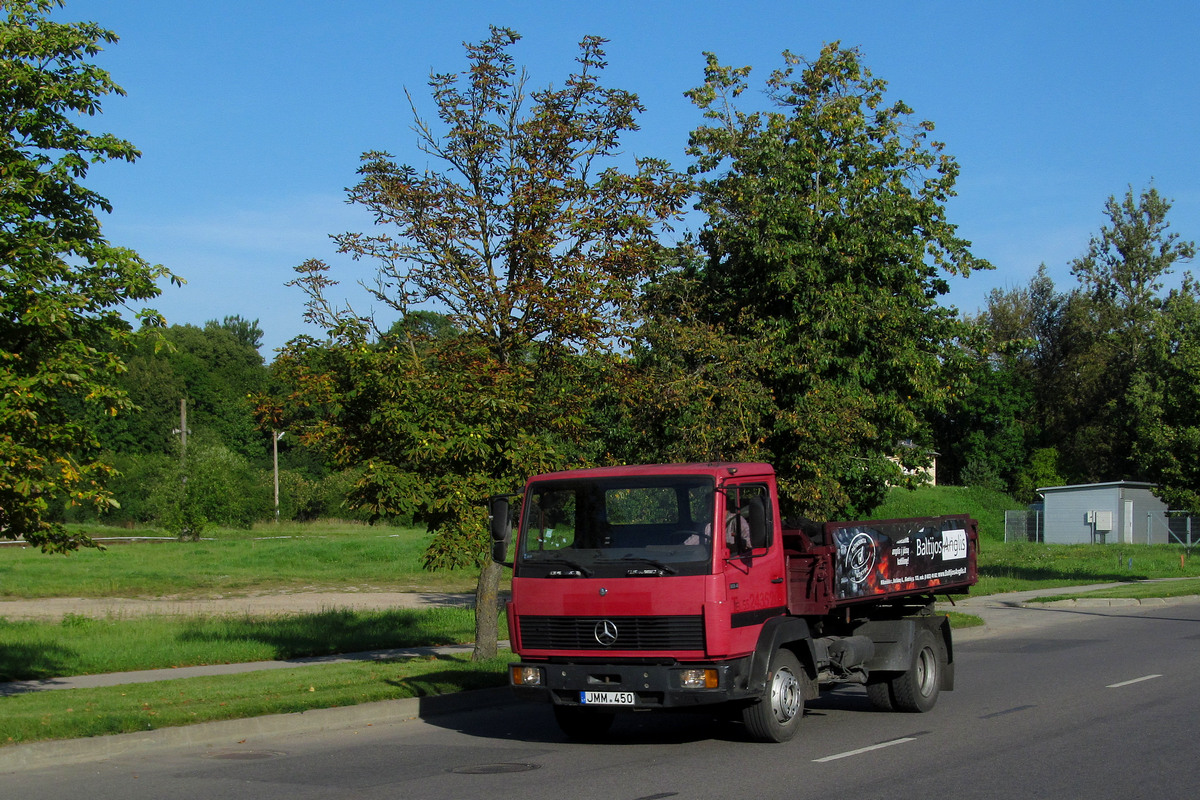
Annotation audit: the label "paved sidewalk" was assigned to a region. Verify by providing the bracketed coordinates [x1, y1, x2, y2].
[0, 642, 511, 697]
[0, 591, 477, 621]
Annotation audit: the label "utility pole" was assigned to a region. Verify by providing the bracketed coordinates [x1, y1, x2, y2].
[172, 399, 189, 478]
[172, 399, 194, 540]
[273, 431, 285, 523]
[179, 399, 187, 454]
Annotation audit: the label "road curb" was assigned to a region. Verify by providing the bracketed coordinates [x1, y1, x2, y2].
[0, 686, 516, 773]
[1022, 594, 1200, 609]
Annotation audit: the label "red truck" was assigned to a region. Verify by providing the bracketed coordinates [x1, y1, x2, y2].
[488, 462, 978, 742]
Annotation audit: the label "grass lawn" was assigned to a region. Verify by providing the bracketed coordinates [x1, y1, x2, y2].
[943, 611, 984, 628]
[976, 542, 1199, 594]
[0, 521, 483, 598]
[1027, 576, 1200, 603]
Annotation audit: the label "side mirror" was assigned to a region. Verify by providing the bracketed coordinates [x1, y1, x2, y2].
[488, 496, 512, 565]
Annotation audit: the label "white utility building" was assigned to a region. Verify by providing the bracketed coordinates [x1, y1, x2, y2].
[1038, 481, 1171, 545]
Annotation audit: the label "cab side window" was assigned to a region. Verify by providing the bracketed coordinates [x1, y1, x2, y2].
[727, 483, 771, 551]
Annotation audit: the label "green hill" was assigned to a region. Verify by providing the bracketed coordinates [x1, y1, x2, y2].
[870, 484, 1020, 543]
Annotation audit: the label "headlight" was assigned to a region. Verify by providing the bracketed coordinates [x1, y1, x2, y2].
[679, 668, 719, 689]
[511, 665, 544, 686]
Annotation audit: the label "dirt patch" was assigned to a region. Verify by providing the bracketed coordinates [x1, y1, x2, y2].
[0, 591, 477, 621]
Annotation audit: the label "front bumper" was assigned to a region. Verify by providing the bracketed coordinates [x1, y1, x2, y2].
[510, 658, 756, 709]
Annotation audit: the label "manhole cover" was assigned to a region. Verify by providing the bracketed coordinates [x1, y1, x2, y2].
[205, 750, 286, 760]
[450, 763, 541, 775]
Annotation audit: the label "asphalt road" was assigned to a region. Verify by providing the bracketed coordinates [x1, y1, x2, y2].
[5, 599, 1199, 799]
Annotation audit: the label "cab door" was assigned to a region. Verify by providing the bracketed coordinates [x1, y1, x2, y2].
[720, 481, 787, 652]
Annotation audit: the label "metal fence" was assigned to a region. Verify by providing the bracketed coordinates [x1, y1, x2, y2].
[1004, 510, 1044, 543]
[1167, 512, 1200, 547]
[1006, 509, 1200, 546]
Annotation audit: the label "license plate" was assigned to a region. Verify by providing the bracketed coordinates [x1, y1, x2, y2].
[579, 691, 636, 705]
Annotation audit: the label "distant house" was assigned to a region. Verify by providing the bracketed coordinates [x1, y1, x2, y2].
[1038, 481, 1171, 544]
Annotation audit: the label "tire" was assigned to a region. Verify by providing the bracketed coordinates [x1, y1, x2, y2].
[888, 628, 944, 712]
[742, 648, 805, 742]
[553, 705, 616, 741]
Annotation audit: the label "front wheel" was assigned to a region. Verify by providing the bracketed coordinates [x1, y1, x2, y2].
[888, 628, 945, 712]
[742, 648, 805, 742]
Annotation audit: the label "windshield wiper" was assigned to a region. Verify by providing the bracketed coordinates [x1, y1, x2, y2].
[612, 555, 677, 575]
[526, 555, 593, 577]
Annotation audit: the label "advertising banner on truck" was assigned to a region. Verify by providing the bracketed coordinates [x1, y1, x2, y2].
[826, 517, 973, 600]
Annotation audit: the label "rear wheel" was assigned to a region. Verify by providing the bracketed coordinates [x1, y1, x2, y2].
[865, 680, 894, 711]
[743, 648, 804, 742]
[888, 628, 944, 712]
[553, 705, 616, 741]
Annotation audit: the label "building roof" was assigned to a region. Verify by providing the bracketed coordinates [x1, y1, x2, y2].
[1037, 481, 1158, 493]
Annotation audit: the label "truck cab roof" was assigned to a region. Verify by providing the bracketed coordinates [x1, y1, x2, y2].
[527, 462, 778, 483]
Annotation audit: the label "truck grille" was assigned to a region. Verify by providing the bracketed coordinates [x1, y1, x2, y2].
[517, 615, 705, 651]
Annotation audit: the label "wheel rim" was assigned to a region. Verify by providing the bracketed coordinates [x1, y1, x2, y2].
[770, 666, 802, 724]
[915, 646, 937, 697]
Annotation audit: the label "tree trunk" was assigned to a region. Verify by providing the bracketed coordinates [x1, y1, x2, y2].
[472, 559, 503, 660]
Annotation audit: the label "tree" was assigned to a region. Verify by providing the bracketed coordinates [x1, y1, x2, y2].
[933, 273, 1057, 498]
[622, 244, 777, 466]
[1134, 277, 1200, 510]
[672, 43, 987, 518]
[93, 318, 267, 460]
[275, 27, 688, 658]
[164, 320, 266, 458]
[1057, 185, 1196, 482]
[0, 0, 178, 551]
[1071, 185, 1195, 341]
[380, 310, 459, 352]
[936, 353, 1033, 494]
[146, 435, 269, 537]
[1012, 446, 1064, 505]
[219, 314, 264, 352]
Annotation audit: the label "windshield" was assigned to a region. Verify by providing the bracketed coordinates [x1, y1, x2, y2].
[517, 475, 716, 578]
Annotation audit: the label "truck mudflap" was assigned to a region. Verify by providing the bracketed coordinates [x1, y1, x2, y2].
[857, 614, 955, 698]
[508, 658, 761, 710]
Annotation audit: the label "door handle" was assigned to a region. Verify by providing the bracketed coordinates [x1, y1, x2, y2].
[771, 577, 784, 584]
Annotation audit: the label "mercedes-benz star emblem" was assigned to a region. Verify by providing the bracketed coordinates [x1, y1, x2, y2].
[594, 619, 619, 646]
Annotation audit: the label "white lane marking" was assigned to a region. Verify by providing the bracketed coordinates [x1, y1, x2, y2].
[813, 737, 917, 763]
[1107, 674, 1163, 688]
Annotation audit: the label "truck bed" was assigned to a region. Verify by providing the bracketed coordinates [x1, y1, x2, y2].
[783, 515, 978, 616]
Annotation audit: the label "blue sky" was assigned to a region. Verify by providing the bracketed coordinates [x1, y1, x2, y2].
[61, 0, 1200, 355]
